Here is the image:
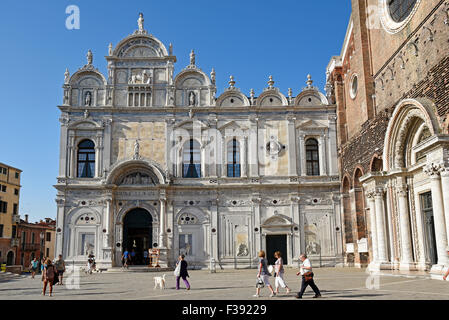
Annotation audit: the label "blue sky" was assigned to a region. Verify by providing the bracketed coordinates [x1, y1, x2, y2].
[0, 0, 351, 222]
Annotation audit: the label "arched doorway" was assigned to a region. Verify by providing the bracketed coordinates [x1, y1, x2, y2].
[6, 251, 14, 266]
[123, 208, 152, 265]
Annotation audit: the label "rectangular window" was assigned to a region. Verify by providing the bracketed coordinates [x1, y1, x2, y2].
[0, 224, 3, 238]
[31, 233, 35, 244]
[15, 172, 19, 179]
[0, 201, 7, 213]
[2, 168, 6, 175]
[13, 204, 18, 215]
[46, 232, 51, 242]
[46, 248, 49, 257]
[0, 185, 6, 192]
[14, 189, 19, 196]
[12, 226, 16, 238]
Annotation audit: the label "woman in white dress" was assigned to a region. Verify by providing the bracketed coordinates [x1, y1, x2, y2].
[274, 251, 291, 294]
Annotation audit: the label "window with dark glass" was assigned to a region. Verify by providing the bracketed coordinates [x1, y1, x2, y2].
[306, 138, 320, 176]
[388, 0, 417, 23]
[13, 204, 17, 215]
[12, 226, 16, 238]
[77, 140, 95, 178]
[46, 232, 51, 242]
[183, 139, 201, 178]
[0, 224, 3, 238]
[227, 138, 241, 178]
[0, 201, 7, 213]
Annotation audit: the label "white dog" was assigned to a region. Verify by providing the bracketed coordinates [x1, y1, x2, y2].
[153, 274, 166, 289]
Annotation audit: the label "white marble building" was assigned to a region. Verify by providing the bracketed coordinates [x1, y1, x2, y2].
[55, 14, 342, 269]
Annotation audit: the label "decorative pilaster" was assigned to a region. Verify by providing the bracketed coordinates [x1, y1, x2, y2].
[299, 134, 306, 176]
[159, 195, 167, 248]
[287, 117, 298, 176]
[241, 137, 248, 177]
[424, 163, 449, 269]
[252, 196, 262, 253]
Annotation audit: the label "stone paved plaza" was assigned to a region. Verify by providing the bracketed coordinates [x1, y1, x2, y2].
[0, 268, 448, 300]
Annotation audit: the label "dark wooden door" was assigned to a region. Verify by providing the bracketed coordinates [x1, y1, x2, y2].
[266, 235, 287, 265]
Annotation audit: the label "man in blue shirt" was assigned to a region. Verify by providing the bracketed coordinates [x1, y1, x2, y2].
[122, 250, 130, 269]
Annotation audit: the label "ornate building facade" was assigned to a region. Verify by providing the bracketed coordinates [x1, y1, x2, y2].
[55, 14, 341, 269]
[327, 0, 449, 277]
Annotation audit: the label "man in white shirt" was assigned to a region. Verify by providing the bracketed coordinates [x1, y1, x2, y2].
[295, 254, 321, 299]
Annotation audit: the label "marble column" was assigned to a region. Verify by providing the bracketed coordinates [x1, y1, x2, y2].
[210, 199, 219, 261]
[397, 185, 414, 270]
[366, 192, 378, 263]
[440, 167, 449, 246]
[424, 164, 449, 267]
[69, 134, 76, 178]
[374, 189, 388, 264]
[252, 196, 262, 254]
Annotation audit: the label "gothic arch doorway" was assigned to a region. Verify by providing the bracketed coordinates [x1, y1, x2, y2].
[123, 208, 153, 265]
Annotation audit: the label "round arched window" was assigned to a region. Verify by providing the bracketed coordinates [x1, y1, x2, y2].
[388, 0, 417, 23]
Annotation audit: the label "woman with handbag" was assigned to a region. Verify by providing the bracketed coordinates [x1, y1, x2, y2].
[274, 251, 291, 294]
[253, 250, 276, 298]
[175, 255, 190, 290]
[295, 254, 321, 299]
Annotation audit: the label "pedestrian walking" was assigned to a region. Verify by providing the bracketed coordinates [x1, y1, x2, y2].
[143, 249, 149, 265]
[42, 259, 57, 297]
[175, 255, 190, 290]
[274, 251, 291, 294]
[131, 249, 136, 265]
[254, 250, 276, 298]
[444, 247, 449, 281]
[295, 254, 321, 299]
[122, 249, 130, 269]
[30, 258, 39, 279]
[54, 255, 66, 285]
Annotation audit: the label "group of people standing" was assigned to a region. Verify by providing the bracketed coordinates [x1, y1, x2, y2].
[30, 255, 66, 297]
[254, 251, 321, 299]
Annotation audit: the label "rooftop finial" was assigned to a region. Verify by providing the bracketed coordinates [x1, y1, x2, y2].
[306, 74, 313, 87]
[87, 49, 93, 65]
[250, 89, 255, 105]
[229, 75, 235, 89]
[169, 43, 173, 56]
[108, 43, 113, 56]
[268, 75, 274, 89]
[190, 49, 196, 66]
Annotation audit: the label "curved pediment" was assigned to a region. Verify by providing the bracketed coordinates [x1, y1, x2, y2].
[216, 89, 250, 107]
[113, 35, 168, 58]
[256, 88, 288, 107]
[106, 159, 166, 186]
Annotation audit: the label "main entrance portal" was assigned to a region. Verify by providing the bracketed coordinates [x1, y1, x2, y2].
[123, 208, 152, 265]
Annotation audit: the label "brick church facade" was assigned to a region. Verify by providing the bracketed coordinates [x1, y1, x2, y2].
[327, 0, 449, 277]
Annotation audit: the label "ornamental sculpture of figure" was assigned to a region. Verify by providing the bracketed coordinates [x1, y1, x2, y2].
[84, 91, 92, 106]
[133, 139, 140, 159]
[138, 13, 144, 33]
[190, 49, 195, 66]
[188, 91, 196, 106]
[64, 68, 70, 84]
[87, 49, 93, 65]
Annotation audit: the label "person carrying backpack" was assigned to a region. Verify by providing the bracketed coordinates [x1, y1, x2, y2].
[42, 258, 57, 297]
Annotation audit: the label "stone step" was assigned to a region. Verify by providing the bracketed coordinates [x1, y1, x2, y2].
[104, 266, 173, 273]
